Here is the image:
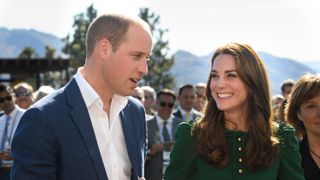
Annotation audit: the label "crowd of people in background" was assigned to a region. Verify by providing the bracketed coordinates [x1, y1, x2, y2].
[0, 82, 55, 179]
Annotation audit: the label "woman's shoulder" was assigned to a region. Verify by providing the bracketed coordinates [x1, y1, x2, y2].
[275, 122, 299, 149]
[176, 122, 194, 135]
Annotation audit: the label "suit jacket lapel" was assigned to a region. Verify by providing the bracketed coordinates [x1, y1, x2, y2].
[66, 79, 108, 180]
[171, 118, 181, 141]
[120, 106, 140, 179]
[150, 117, 159, 144]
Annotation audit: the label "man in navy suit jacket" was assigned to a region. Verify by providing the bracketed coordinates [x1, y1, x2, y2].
[11, 13, 153, 180]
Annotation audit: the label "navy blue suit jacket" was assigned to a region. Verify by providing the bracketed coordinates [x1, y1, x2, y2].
[11, 79, 147, 180]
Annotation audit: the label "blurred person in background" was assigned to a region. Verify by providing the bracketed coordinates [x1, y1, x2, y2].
[0, 83, 25, 180]
[281, 79, 295, 99]
[286, 73, 320, 180]
[145, 89, 182, 180]
[194, 82, 207, 112]
[33, 85, 55, 103]
[141, 86, 156, 116]
[131, 87, 145, 103]
[13, 82, 34, 109]
[173, 84, 203, 122]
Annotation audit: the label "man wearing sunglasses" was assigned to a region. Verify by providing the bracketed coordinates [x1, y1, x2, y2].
[13, 82, 34, 109]
[0, 84, 25, 180]
[145, 89, 183, 180]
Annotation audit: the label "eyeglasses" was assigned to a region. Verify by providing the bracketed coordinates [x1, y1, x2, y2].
[159, 102, 174, 108]
[144, 95, 153, 100]
[15, 91, 31, 97]
[0, 96, 13, 103]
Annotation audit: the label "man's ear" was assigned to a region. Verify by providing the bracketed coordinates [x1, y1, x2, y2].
[97, 38, 112, 59]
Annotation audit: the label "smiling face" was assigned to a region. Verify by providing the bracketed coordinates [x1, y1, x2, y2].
[297, 95, 320, 137]
[157, 94, 175, 120]
[102, 24, 152, 96]
[210, 54, 249, 114]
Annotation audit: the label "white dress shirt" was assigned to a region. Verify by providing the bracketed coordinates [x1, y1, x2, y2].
[155, 114, 174, 142]
[0, 105, 25, 151]
[178, 107, 196, 121]
[74, 69, 131, 180]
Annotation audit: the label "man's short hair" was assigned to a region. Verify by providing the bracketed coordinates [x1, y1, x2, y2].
[156, 89, 176, 102]
[0, 83, 13, 94]
[178, 84, 194, 96]
[86, 14, 150, 57]
[280, 79, 295, 93]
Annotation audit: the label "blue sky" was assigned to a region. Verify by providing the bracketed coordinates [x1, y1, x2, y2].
[0, 0, 319, 62]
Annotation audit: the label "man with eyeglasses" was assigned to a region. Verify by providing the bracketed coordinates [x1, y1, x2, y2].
[13, 82, 34, 109]
[0, 83, 25, 180]
[145, 89, 183, 180]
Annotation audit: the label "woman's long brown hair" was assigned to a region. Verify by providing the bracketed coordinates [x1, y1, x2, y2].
[194, 43, 278, 171]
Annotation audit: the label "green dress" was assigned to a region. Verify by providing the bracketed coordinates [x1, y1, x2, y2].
[164, 122, 305, 180]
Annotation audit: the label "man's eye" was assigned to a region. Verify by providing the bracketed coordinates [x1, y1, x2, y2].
[133, 54, 143, 59]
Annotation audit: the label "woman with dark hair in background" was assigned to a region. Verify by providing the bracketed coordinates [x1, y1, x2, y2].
[286, 74, 320, 180]
[164, 43, 304, 180]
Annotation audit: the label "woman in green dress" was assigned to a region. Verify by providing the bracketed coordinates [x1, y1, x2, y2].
[164, 43, 305, 180]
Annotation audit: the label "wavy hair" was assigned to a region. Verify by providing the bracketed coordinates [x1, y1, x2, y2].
[286, 74, 320, 139]
[194, 43, 278, 171]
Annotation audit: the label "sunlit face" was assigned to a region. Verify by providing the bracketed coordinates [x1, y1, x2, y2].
[210, 54, 249, 113]
[103, 24, 152, 96]
[157, 94, 175, 120]
[14, 86, 33, 109]
[143, 91, 154, 110]
[297, 95, 320, 137]
[178, 88, 196, 111]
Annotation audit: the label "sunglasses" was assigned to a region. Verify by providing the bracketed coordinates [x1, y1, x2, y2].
[144, 95, 153, 100]
[159, 102, 174, 108]
[0, 96, 13, 103]
[15, 91, 31, 97]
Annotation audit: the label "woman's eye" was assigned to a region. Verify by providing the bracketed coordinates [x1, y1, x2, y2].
[306, 104, 317, 109]
[211, 73, 218, 79]
[227, 73, 237, 78]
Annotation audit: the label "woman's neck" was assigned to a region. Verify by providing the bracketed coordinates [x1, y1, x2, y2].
[307, 133, 320, 153]
[307, 133, 320, 168]
[224, 110, 248, 132]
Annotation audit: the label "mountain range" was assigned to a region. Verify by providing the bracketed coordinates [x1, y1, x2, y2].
[0, 27, 64, 58]
[0, 27, 319, 95]
[172, 51, 317, 95]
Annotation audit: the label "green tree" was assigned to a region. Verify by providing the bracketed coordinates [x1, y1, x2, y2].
[18, 46, 38, 58]
[139, 8, 175, 91]
[45, 45, 56, 58]
[42, 45, 66, 88]
[62, 4, 97, 68]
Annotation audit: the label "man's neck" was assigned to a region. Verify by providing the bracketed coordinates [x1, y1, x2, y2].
[5, 106, 15, 115]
